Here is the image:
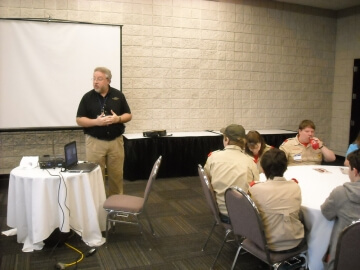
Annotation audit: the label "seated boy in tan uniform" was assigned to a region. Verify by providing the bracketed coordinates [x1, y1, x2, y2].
[249, 148, 304, 251]
[279, 119, 335, 166]
[204, 124, 259, 223]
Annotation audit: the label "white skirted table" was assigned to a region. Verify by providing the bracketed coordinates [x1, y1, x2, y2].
[7, 165, 107, 252]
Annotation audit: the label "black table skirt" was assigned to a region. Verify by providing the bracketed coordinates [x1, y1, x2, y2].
[123, 130, 296, 181]
[124, 135, 223, 180]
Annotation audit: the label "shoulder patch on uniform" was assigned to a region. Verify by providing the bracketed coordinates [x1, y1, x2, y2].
[208, 149, 221, 157]
[291, 178, 298, 184]
[249, 180, 257, 187]
[280, 139, 290, 146]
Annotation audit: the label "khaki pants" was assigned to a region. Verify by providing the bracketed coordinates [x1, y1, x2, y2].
[85, 135, 124, 196]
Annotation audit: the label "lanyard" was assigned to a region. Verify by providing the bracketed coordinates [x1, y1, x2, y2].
[97, 95, 108, 115]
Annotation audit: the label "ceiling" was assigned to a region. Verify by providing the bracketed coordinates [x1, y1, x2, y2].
[274, 0, 360, 11]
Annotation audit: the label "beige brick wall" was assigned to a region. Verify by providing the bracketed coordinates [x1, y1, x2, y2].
[0, 0, 357, 173]
[330, 9, 360, 156]
[0, 130, 85, 174]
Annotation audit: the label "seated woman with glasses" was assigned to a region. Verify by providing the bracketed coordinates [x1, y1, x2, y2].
[245, 130, 273, 173]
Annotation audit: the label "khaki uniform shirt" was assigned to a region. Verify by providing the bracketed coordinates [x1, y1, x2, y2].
[279, 136, 322, 166]
[204, 145, 259, 216]
[249, 177, 304, 251]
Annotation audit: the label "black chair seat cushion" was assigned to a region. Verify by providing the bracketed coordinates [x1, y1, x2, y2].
[242, 238, 307, 265]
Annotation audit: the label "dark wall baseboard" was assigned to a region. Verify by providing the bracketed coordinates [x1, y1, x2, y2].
[0, 174, 9, 189]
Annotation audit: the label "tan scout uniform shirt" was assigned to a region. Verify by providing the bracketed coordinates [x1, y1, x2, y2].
[204, 145, 259, 216]
[249, 177, 304, 251]
[279, 136, 322, 166]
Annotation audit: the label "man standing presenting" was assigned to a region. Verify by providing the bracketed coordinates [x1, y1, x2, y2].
[76, 67, 132, 196]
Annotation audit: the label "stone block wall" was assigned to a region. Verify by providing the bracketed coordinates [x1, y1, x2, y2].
[0, 129, 85, 174]
[0, 0, 358, 173]
[330, 8, 360, 155]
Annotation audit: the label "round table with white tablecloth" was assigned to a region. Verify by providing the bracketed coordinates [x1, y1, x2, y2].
[7, 165, 107, 252]
[283, 165, 349, 270]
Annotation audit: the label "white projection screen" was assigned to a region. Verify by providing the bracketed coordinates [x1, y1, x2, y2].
[0, 19, 122, 130]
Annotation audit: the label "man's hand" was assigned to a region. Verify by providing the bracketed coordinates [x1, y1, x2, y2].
[97, 110, 121, 126]
[109, 110, 121, 124]
[96, 113, 109, 126]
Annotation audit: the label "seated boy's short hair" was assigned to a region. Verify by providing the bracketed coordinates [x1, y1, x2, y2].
[298, 119, 315, 130]
[347, 149, 360, 171]
[260, 148, 288, 179]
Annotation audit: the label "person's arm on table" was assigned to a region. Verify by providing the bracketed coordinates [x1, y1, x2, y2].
[319, 142, 336, 162]
[320, 188, 339, 220]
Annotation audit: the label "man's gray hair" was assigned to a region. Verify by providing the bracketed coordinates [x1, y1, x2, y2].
[94, 67, 112, 82]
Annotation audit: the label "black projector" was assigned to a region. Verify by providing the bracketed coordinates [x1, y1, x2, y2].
[39, 155, 64, 169]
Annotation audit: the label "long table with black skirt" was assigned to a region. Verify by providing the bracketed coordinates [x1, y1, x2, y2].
[123, 129, 297, 181]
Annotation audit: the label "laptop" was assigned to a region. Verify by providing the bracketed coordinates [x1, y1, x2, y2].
[64, 141, 98, 172]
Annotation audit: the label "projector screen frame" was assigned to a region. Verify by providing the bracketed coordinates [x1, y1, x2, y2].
[0, 17, 123, 132]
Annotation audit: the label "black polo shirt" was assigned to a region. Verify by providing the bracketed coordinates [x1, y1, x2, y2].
[76, 86, 131, 140]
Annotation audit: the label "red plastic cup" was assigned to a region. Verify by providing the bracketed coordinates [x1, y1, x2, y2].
[310, 138, 319, 150]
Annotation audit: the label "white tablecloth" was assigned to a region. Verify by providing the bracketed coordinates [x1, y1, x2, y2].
[283, 165, 349, 270]
[7, 166, 107, 252]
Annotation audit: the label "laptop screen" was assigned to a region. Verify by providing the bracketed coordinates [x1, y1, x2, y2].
[64, 141, 78, 168]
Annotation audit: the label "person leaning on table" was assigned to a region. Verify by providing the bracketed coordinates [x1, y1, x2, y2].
[204, 124, 259, 224]
[279, 119, 336, 166]
[320, 149, 360, 270]
[245, 130, 273, 173]
[249, 148, 305, 251]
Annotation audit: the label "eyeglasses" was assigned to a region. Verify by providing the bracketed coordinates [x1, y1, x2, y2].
[92, 77, 106, 82]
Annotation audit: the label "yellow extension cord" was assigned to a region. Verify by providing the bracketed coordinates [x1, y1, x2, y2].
[62, 242, 84, 267]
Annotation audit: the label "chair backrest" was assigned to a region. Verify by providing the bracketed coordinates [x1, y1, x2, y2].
[225, 187, 268, 252]
[198, 164, 222, 224]
[334, 219, 360, 270]
[143, 156, 162, 203]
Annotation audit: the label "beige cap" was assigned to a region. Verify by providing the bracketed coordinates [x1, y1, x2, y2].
[220, 124, 246, 142]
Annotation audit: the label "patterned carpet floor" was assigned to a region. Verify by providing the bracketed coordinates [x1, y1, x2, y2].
[0, 176, 271, 270]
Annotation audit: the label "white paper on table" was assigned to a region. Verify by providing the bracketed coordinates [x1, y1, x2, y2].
[340, 167, 349, 175]
[19, 156, 39, 169]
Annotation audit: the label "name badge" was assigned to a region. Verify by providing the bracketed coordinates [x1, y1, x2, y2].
[293, 153, 302, 161]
